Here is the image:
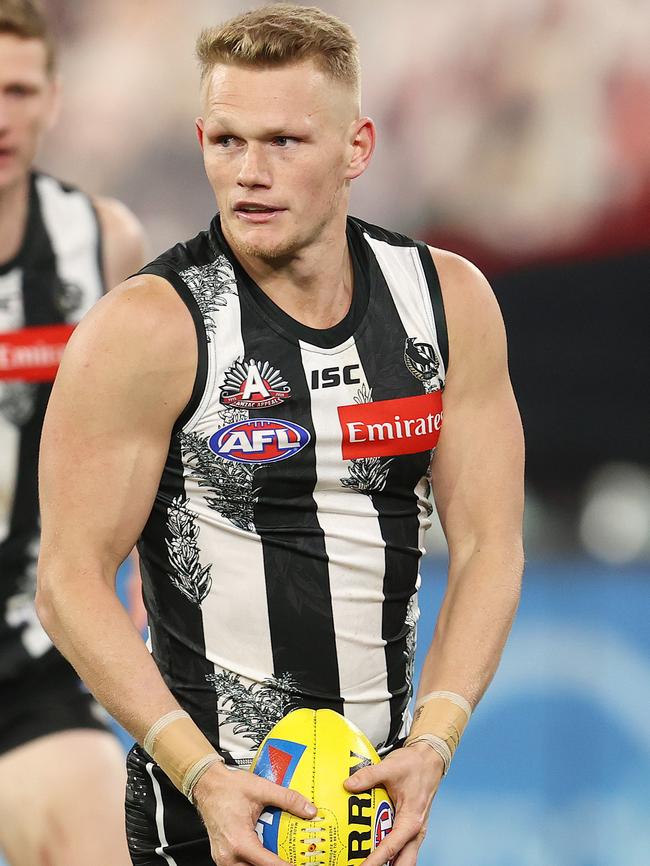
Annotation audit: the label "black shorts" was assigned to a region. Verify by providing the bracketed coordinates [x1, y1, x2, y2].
[0, 648, 111, 756]
[126, 743, 212, 865]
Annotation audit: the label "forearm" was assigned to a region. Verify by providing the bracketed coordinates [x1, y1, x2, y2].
[416, 541, 523, 708]
[36, 559, 179, 744]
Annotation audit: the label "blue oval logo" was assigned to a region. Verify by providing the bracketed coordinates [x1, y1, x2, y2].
[209, 418, 310, 464]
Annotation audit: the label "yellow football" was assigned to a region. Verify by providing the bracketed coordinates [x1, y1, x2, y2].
[251, 708, 394, 866]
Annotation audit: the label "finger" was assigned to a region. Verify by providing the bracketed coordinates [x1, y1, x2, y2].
[392, 834, 423, 866]
[344, 763, 384, 792]
[255, 778, 317, 819]
[360, 814, 421, 866]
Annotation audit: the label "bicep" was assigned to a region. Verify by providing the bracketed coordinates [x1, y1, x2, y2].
[39, 279, 194, 575]
[429, 251, 524, 560]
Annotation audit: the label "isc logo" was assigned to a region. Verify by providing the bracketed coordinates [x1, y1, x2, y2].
[209, 418, 310, 464]
[310, 364, 360, 389]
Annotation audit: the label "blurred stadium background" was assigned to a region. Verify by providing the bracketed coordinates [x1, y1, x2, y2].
[8, 0, 650, 863]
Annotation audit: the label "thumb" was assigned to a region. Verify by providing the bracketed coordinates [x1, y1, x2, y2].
[344, 763, 382, 792]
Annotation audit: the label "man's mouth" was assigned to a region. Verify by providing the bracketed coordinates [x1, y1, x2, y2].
[233, 202, 286, 223]
[234, 202, 283, 213]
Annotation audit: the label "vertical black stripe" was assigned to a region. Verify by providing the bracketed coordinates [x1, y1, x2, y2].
[138, 433, 222, 755]
[237, 287, 343, 714]
[353, 244, 429, 746]
[89, 198, 107, 294]
[415, 242, 449, 372]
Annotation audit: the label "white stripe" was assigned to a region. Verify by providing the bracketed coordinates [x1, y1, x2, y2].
[363, 234, 445, 380]
[0, 269, 24, 543]
[145, 761, 179, 866]
[35, 175, 103, 317]
[0, 267, 24, 331]
[299, 338, 392, 747]
[183, 280, 274, 759]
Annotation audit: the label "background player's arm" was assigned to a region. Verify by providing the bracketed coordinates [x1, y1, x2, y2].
[348, 251, 524, 866]
[94, 196, 147, 289]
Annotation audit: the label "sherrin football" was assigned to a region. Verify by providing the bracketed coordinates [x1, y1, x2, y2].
[252, 708, 394, 866]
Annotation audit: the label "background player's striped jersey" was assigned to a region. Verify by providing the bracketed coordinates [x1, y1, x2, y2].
[138, 216, 448, 766]
[0, 173, 104, 681]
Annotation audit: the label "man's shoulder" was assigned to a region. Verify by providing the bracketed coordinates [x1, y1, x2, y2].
[348, 215, 420, 249]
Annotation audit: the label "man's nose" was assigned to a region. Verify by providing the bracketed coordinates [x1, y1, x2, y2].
[236, 143, 271, 188]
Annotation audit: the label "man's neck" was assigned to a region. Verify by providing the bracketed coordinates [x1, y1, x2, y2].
[0, 175, 30, 267]
[227, 213, 354, 331]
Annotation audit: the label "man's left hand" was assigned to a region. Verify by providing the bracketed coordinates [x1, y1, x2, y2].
[343, 742, 443, 866]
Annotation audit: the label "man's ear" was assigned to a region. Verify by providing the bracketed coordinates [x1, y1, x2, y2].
[196, 117, 205, 150]
[345, 117, 376, 181]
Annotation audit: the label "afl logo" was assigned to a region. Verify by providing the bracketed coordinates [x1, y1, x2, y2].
[374, 801, 394, 856]
[404, 337, 439, 382]
[209, 418, 310, 464]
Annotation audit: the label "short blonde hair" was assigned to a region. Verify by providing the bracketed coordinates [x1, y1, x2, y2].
[196, 4, 360, 100]
[0, 0, 56, 75]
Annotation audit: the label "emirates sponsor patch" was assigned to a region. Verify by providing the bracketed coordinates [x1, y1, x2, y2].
[338, 392, 443, 459]
[0, 323, 75, 381]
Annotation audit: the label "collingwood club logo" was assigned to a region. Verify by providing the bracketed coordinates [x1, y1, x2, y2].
[220, 358, 291, 409]
[404, 337, 439, 382]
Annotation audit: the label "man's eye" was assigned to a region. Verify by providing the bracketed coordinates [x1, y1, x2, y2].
[272, 136, 296, 147]
[216, 136, 236, 147]
[6, 85, 35, 98]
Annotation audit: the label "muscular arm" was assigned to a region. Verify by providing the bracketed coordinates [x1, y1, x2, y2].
[416, 249, 524, 708]
[36, 274, 196, 742]
[37, 275, 320, 865]
[345, 250, 524, 866]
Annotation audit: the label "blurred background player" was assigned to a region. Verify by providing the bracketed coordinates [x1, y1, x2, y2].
[0, 2, 144, 864]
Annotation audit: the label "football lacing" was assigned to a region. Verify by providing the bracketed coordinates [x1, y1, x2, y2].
[300, 820, 327, 865]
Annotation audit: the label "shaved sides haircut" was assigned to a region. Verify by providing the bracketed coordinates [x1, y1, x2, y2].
[196, 3, 360, 102]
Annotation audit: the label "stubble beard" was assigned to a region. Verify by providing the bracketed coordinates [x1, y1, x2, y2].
[227, 186, 342, 265]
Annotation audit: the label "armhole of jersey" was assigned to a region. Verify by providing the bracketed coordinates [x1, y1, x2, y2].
[415, 242, 449, 372]
[88, 197, 107, 295]
[139, 262, 208, 433]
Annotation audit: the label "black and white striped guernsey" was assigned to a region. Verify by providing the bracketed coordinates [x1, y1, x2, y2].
[138, 215, 448, 767]
[0, 172, 104, 681]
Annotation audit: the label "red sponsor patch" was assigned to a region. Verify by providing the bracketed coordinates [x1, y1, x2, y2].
[338, 392, 443, 459]
[0, 323, 75, 382]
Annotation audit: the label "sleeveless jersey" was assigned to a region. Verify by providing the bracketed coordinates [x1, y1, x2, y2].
[0, 172, 104, 681]
[138, 215, 448, 766]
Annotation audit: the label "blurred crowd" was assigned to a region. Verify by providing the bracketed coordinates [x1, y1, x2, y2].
[36, 0, 650, 563]
[40, 0, 650, 254]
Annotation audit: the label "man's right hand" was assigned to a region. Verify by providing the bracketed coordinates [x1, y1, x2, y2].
[193, 761, 317, 866]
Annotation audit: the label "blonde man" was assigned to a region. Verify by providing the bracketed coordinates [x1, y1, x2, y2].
[0, 1, 144, 864]
[37, 5, 524, 866]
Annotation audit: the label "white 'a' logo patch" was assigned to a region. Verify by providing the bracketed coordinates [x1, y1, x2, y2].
[220, 358, 291, 409]
[242, 363, 271, 401]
